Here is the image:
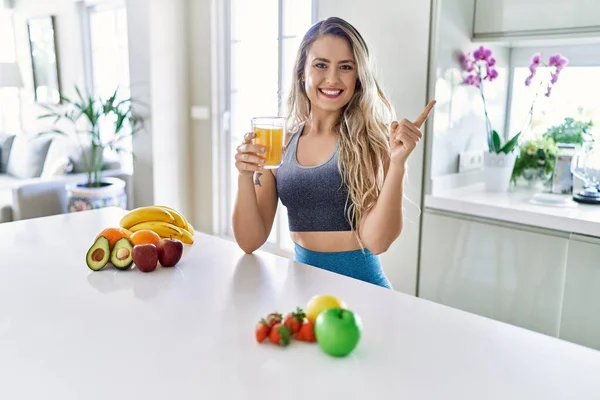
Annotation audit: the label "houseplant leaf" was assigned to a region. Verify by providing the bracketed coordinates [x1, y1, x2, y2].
[500, 131, 522, 154]
[37, 128, 69, 137]
[491, 130, 501, 153]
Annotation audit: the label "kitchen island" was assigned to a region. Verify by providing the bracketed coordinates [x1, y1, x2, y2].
[1, 207, 600, 399]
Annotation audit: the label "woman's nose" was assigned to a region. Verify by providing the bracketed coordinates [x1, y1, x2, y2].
[325, 67, 340, 84]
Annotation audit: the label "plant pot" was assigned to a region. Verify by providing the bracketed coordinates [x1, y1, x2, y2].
[66, 177, 127, 212]
[483, 152, 517, 192]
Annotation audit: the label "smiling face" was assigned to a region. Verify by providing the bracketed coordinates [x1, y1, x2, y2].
[303, 35, 358, 114]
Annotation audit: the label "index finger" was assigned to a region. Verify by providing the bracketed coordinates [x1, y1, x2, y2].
[413, 100, 436, 128]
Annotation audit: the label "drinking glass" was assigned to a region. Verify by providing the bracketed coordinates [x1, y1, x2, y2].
[251, 116, 285, 169]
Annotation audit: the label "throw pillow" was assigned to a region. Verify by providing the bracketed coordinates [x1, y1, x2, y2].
[6, 134, 54, 179]
[0, 134, 15, 173]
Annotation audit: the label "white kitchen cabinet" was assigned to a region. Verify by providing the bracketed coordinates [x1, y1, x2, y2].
[419, 210, 570, 336]
[559, 234, 600, 350]
[474, 0, 600, 38]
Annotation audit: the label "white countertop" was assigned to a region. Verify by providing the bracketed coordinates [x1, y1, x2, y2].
[425, 184, 600, 237]
[2, 208, 600, 399]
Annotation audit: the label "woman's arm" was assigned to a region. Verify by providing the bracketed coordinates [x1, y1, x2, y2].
[232, 170, 278, 254]
[359, 100, 436, 254]
[359, 160, 405, 255]
[231, 132, 278, 254]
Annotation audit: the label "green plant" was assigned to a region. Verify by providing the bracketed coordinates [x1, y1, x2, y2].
[37, 85, 146, 187]
[511, 137, 558, 183]
[543, 117, 592, 145]
[489, 129, 522, 154]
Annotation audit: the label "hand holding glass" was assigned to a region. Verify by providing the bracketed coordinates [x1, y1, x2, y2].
[251, 117, 285, 169]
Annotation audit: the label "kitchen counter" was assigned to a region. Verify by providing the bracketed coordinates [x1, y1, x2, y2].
[425, 183, 600, 237]
[1, 208, 600, 399]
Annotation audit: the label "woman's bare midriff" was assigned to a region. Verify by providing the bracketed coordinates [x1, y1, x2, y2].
[290, 230, 361, 253]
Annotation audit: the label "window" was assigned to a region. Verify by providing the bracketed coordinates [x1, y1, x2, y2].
[0, 12, 21, 133]
[83, 1, 132, 168]
[224, 0, 313, 255]
[508, 44, 600, 141]
[86, 2, 130, 100]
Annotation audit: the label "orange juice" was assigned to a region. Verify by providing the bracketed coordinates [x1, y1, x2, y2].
[252, 117, 285, 168]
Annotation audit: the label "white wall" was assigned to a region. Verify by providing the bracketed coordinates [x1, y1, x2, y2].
[148, 0, 192, 219]
[188, 0, 217, 233]
[428, 0, 511, 179]
[126, 0, 154, 209]
[316, 0, 433, 295]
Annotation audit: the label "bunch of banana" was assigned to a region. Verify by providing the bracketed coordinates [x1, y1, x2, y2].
[120, 205, 195, 244]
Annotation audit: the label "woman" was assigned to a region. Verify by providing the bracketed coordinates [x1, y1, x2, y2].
[231, 17, 435, 289]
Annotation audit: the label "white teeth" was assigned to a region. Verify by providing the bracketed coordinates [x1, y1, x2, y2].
[320, 89, 341, 96]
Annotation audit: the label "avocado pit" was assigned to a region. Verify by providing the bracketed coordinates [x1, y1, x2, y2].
[116, 248, 130, 261]
[92, 248, 105, 262]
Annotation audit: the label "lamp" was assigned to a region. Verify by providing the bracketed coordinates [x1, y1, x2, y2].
[0, 62, 23, 88]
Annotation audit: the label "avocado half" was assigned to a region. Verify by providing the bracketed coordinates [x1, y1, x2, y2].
[86, 236, 110, 271]
[111, 237, 134, 270]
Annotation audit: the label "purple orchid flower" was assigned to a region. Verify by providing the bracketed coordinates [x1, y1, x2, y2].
[524, 52, 568, 91]
[459, 46, 498, 90]
[549, 53, 568, 70]
[486, 67, 498, 80]
[473, 46, 492, 62]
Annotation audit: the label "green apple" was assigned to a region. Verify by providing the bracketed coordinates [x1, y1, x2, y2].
[314, 307, 362, 357]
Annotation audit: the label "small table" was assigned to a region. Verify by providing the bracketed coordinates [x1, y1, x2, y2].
[1, 208, 599, 399]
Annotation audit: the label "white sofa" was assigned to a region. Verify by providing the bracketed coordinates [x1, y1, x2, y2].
[0, 132, 133, 223]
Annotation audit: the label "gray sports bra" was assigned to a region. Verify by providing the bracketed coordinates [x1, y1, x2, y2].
[276, 125, 354, 232]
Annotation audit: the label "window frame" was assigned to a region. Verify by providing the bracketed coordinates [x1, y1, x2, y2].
[510, 43, 600, 68]
[79, 0, 133, 171]
[80, 0, 128, 98]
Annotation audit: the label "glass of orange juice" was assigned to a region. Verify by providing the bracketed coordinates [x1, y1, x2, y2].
[251, 116, 285, 169]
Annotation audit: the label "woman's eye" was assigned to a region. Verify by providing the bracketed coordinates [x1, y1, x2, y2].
[340, 64, 353, 71]
[315, 63, 327, 69]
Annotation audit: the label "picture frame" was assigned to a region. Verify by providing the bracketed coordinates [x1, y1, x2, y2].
[27, 15, 61, 104]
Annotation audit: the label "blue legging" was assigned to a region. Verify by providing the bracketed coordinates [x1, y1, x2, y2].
[294, 243, 393, 289]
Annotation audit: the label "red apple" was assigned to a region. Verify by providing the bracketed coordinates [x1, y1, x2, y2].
[133, 244, 158, 272]
[158, 238, 183, 267]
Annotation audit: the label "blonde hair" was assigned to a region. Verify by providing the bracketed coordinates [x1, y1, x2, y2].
[285, 17, 394, 246]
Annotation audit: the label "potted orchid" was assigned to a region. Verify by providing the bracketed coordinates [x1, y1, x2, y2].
[460, 46, 568, 192]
